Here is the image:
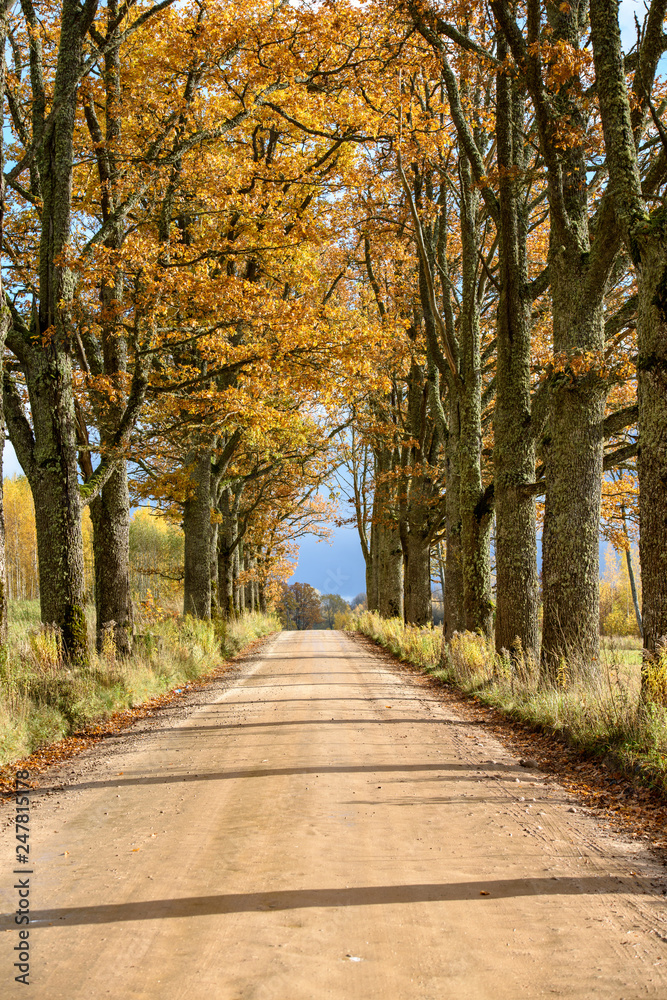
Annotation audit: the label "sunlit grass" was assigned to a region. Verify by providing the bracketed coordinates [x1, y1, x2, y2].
[0, 602, 280, 765]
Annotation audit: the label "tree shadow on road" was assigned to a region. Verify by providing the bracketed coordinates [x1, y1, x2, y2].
[35, 759, 528, 795]
[7, 876, 647, 930]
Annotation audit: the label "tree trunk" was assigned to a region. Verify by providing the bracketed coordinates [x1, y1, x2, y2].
[588, 0, 667, 689]
[378, 521, 403, 618]
[0, 0, 8, 645]
[637, 237, 667, 662]
[3, 0, 96, 662]
[218, 540, 235, 619]
[494, 51, 539, 657]
[182, 451, 212, 618]
[486, 0, 616, 677]
[90, 462, 132, 655]
[443, 395, 464, 640]
[373, 446, 403, 618]
[234, 543, 245, 614]
[245, 551, 256, 612]
[458, 160, 493, 636]
[217, 487, 237, 619]
[625, 544, 643, 640]
[541, 253, 605, 674]
[403, 530, 432, 625]
[367, 516, 379, 611]
[20, 353, 89, 661]
[210, 521, 219, 616]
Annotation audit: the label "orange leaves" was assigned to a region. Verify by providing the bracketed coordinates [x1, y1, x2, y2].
[601, 473, 639, 550]
[528, 38, 594, 94]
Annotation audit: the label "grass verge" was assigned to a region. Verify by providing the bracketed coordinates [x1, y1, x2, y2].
[348, 611, 667, 797]
[0, 601, 279, 765]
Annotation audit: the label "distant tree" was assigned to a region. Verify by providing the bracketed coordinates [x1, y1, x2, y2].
[350, 592, 367, 610]
[431, 589, 444, 628]
[277, 582, 323, 630]
[320, 593, 351, 628]
[129, 509, 184, 605]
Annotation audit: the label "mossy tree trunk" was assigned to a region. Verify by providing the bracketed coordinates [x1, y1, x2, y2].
[493, 48, 539, 657]
[636, 237, 667, 664]
[90, 463, 133, 655]
[458, 160, 493, 636]
[403, 530, 432, 625]
[210, 520, 219, 616]
[374, 446, 403, 619]
[489, 0, 624, 678]
[399, 362, 438, 627]
[590, 0, 667, 695]
[0, 0, 9, 645]
[217, 483, 242, 619]
[3, 0, 98, 662]
[183, 450, 214, 619]
[540, 268, 606, 674]
[443, 394, 464, 640]
[235, 541, 245, 614]
[82, 4, 136, 657]
[366, 522, 379, 612]
[5, 349, 89, 661]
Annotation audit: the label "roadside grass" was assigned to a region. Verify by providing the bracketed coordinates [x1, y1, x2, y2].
[0, 600, 279, 765]
[348, 611, 667, 795]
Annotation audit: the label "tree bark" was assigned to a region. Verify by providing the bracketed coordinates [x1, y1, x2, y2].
[481, 0, 627, 678]
[540, 257, 606, 673]
[589, 0, 667, 684]
[367, 515, 379, 611]
[403, 530, 432, 625]
[210, 520, 219, 615]
[624, 541, 643, 640]
[84, 4, 135, 656]
[443, 379, 464, 641]
[374, 447, 403, 618]
[5, 350, 89, 660]
[458, 160, 493, 636]
[182, 451, 213, 618]
[3, 0, 99, 662]
[90, 462, 133, 654]
[637, 237, 667, 659]
[494, 46, 539, 657]
[217, 485, 239, 619]
[0, 0, 9, 645]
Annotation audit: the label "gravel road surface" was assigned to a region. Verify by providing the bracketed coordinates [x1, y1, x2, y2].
[2, 629, 666, 998]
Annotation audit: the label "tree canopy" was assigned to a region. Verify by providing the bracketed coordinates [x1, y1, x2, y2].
[0, 0, 665, 701]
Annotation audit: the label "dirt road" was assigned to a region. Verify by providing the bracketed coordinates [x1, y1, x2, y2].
[2, 629, 666, 998]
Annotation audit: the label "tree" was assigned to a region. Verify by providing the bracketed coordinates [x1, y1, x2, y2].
[320, 593, 351, 629]
[589, 0, 667, 690]
[276, 582, 323, 631]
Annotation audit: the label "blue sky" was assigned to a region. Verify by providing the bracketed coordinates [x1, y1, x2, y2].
[287, 526, 367, 601]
